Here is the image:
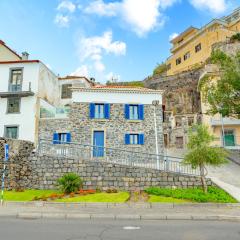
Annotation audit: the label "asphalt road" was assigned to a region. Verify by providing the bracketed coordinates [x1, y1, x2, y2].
[0, 218, 239, 240]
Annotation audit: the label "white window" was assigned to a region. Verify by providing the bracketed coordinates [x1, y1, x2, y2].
[130, 134, 139, 145]
[58, 133, 67, 143]
[95, 104, 104, 119]
[129, 105, 139, 120]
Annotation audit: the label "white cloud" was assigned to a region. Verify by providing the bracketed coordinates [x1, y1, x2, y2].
[70, 65, 89, 77]
[84, 0, 120, 17]
[169, 32, 179, 41]
[57, 1, 76, 13]
[77, 31, 126, 62]
[189, 0, 228, 14]
[94, 61, 105, 72]
[74, 31, 126, 80]
[54, 14, 70, 27]
[83, 0, 178, 37]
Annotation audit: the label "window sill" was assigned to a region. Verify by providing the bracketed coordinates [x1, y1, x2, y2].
[91, 118, 109, 122]
[127, 120, 143, 123]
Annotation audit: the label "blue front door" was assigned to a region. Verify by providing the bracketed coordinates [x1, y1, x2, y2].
[93, 131, 104, 157]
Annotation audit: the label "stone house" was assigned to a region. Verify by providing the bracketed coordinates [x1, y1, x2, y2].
[39, 86, 164, 156]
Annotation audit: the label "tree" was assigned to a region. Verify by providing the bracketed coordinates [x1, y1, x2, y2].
[184, 124, 228, 193]
[199, 49, 240, 118]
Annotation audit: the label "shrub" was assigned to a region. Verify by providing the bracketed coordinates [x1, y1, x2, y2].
[106, 188, 118, 193]
[230, 33, 240, 42]
[145, 187, 237, 203]
[57, 173, 83, 194]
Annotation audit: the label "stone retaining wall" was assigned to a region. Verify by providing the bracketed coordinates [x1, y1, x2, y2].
[0, 139, 213, 191]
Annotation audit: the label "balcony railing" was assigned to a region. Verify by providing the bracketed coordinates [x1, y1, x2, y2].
[38, 139, 200, 176]
[8, 84, 22, 92]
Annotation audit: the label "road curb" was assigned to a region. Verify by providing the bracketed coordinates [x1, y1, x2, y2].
[1, 212, 239, 221]
[3, 201, 240, 209]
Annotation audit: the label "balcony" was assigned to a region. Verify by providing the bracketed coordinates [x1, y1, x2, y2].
[210, 118, 240, 126]
[0, 83, 34, 98]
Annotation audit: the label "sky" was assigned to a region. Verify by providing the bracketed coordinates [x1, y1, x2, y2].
[0, 0, 239, 83]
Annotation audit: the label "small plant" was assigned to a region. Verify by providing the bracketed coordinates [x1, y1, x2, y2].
[49, 193, 59, 200]
[57, 173, 83, 194]
[69, 192, 75, 198]
[106, 188, 118, 193]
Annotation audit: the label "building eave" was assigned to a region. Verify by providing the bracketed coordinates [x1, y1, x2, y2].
[71, 87, 164, 95]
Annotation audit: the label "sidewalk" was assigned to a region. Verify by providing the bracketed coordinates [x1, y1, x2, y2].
[1, 202, 240, 221]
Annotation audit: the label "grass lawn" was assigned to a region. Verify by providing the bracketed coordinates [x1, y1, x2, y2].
[148, 195, 193, 203]
[145, 187, 238, 203]
[2, 190, 58, 201]
[55, 192, 130, 203]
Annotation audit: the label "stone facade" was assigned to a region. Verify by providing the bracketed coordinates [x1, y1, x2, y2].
[39, 102, 164, 155]
[0, 139, 213, 191]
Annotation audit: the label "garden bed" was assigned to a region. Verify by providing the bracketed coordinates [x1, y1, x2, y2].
[145, 187, 238, 203]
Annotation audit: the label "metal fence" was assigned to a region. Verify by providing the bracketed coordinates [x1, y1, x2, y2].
[38, 139, 200, 176]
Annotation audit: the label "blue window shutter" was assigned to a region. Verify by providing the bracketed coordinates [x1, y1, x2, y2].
[125, 134, 130, 145]
[90, 103, 95, 119]
[139, 134, 144, 145]
[66, 133, 71, 143]
[53, 133, 59, 144]
[125, 104, 130, 119]
[139, 105, 144, 120]
[104, 104, 110, 119]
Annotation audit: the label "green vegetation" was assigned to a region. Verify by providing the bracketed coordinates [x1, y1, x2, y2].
[230, 33, 240, 42]
[199, 49, 240, 118]
[2, 190, 58, 201]
[57, 173, 83, 194]
[184, 124, 228, 193]
[106, 81, 144, 87]
[54, 192, 130, 203]
[148, 195, 192, 203]
[145, 187, 237, 203]
[153, 63, 167, 76]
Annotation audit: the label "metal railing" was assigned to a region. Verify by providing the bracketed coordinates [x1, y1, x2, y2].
[38, 139, 200, 176]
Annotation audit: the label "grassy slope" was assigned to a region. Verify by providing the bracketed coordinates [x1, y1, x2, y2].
[55, 192, 130, 203]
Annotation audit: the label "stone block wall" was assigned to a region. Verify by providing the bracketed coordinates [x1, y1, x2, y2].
[0, 139, 213, 191]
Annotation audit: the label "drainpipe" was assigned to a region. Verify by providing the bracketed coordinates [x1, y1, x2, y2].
[152, 100, 160, 169]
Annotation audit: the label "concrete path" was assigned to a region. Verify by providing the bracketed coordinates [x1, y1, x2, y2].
[207, 161, 240, 202]
[0, 202, 240, 221]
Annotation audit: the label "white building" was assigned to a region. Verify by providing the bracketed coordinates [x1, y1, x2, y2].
[0, 40, 94, 144]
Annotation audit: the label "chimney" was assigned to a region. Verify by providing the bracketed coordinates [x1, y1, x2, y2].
[22, 52, 29, 60]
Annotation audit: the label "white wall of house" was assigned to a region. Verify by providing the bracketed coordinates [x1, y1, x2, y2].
[0, 62, 60, 143]
[72, 90, 162, 105]
[0, 97, 36, 141]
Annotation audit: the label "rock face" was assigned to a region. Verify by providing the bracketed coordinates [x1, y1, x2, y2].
[144, 69, 202, 148]
[0, 138, 213, 191]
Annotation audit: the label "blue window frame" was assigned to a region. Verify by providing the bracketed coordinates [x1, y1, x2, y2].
[129, 105, 139, 120]
[125, 104, 144, 120]
[95, 104, 104, 119]
[125, 134, 144, 145]
[53, 132, 71, 144]
[90, 103, 110, 119]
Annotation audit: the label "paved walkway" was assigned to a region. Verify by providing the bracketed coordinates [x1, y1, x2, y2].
[0, 202, 240, 221]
